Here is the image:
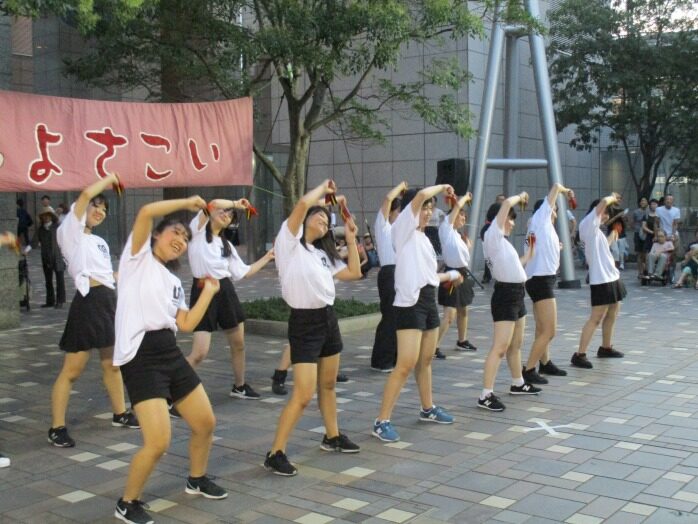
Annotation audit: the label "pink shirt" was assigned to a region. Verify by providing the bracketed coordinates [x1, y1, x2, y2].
[650, 240, 674, 256]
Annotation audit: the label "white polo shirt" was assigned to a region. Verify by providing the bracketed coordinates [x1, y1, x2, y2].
[439, 219, 470, 269]
[57, 203, 115, 296]
[275, 219, 346, 309]
[187, 212, 250, 280]
[656, 206, 680, 236]
[392, 206, 439, 307]
[526, 199, 560, 278]
[579, 211, 619, 285]
[373, 212, 396, 266]
[113, 234, 188, 366]
[483, 221, 527, 284]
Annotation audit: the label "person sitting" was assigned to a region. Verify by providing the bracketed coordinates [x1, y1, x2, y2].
[645, 230, 674, 279]
[673, 236, 698, 289]
[362, 234, 380, 277]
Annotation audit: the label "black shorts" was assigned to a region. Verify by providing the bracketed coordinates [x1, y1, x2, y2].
[525, 275, 557, 303]
[190, 277, 245, 332]
[590, 279, 627, 307]
[288, 306, 343, 364]
[491, 282, 527, 322]
[120, 329, 201, 407]
[395, 285, 440, 331]
[59, 286, 116, 352]
[438, 267, 474, 308]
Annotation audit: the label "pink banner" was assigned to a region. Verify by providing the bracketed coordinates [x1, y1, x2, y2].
[0, 90, 253, 191]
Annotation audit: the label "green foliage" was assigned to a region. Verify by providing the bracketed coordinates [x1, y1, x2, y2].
[548, 0, 698, 198]
[241, 297, 379, 322]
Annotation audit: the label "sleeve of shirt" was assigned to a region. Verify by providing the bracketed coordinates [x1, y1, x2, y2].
[579, 211, 598, 243]
[227, 243, 252, 281]
[190, 211, 207, 236]
[274, 219, 300, 267]
[56, 203, 85, 253]
[329, 256, 347, 276]
[438, 219, 455, 249]
[667, 241, 675, 252]
[391, 206, 418, 253]
[175, 280, 189, 311]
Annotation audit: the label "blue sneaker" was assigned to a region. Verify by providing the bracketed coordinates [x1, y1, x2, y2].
[418, 405, 454, 424]
[372, 420, 400, 442]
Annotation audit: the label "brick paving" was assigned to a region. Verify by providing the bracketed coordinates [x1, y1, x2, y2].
[1, 250, 697, 523]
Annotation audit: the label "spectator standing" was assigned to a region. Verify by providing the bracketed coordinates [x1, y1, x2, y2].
[16, 198, 33, 246]
[31, 206, 66, 309]
[632, 197, 648, 277]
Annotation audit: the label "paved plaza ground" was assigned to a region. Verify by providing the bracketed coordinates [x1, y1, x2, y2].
[1, 251, 698, 523]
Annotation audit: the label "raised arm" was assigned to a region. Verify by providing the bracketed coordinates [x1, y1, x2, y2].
[243, 249, 275, 279]
[336, 213, 362, 281]
[596, 192, 621, 219]
[411, 184, 454, 216]
[380, 181, 408, 220]
[448, 192, 473, 226]
[131, 196, 207, 255]
[547, 182, 573, 208]
[176, 278, 220, 332]
[75, 173, 120, 219]
[287, 180, 334, 236]
[199, 198, 250, 230]
[496, 192, 528, 229]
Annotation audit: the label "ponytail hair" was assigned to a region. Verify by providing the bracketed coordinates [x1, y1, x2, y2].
[301, 206, 341, 265]
[205, 220, 232, 258]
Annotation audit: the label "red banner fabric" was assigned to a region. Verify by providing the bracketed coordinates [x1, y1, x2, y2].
[0, 90, 253, 191]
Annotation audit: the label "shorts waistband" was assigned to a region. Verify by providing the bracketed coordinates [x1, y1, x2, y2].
[494, 281, 525, 289]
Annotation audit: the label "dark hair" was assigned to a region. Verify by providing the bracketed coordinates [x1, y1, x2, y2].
[300, 206, 341, 265]
[480, 203, 516, 240]
[41, 194, 50, 201]
[649, 198, 659, 205]
[16, 198, 24, 207]
[534, 199, 545, 212]
[90, 194, 109, 214]
[205, 217, 232, 258]
[586, 199, 612, 217]
[637, 196, 648, 205]
[389, 198, 402, 213]
[151, 217, 193, 271]
[400, 188, 420, 211]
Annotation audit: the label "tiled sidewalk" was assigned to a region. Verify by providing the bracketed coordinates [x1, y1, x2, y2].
[1, 252, 698, 523]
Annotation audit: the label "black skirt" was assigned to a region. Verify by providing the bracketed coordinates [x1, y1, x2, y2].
[590, 279, 627, 307]
[59, 286, 116, 352]
[438, 267, 474, 307]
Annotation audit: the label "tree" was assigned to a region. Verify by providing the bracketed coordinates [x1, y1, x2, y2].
[3, 0, 529, 214]
[548, 0, 698, 200]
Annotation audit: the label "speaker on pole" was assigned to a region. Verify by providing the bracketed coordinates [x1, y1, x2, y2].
[436, 158, 470, 195]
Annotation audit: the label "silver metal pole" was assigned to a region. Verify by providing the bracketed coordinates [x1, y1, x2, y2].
[503, 35, 520, 198]
[525, 0, 580, 287]
[488, 159, 548, 170]
[467, 20, 505, 254]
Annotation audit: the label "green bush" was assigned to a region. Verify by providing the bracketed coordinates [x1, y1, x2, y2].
[242, 297, 379, 321]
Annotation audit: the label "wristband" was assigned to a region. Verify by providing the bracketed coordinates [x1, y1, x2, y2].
[448, 270, 460, 282]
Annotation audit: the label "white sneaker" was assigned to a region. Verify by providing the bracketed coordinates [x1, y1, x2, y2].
[0, 453, 10, 468]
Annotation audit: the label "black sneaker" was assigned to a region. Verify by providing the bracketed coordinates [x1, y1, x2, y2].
[263, 450, 297, 476]
[522, 366, 548, 385]
[336, 373, 349, 383]
[510, 383, 541, 395]
[112, 411, 140, 429]
[48, 426, 75, 448]
[272, 379, 287, 395]
[185, 475, 228, 499]
[539, 360, 567, 376]
[571, 352, 593, 369]
[168, 403, 181, 418]
[230, 383, 261, 399]
[456, 340, 477, 351]
[320, 433, 360, 453]
[434, 349, 446, 360]
[477, 393, 505, 411]
[597, 346, 624, 358]
[115, 498, 153, 524]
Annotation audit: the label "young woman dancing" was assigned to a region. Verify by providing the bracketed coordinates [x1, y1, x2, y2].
[372, 185, 459, 443]
[522, 183, 574, 384]
[264, 181, 362, 477]
[571, 193, 626, 369]
[435, 192, 476, 354]
[184, 199, 274, 401]
[113, 196, 227, 524]
[49, 174, 137, 448]
[478, 193, 540, 412]
[370, 181, 407, 372]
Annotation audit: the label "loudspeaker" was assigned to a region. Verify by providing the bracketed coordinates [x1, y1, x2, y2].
[436, 158, 470, 196]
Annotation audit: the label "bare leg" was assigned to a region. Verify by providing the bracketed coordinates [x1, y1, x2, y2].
[276, 344, 292, 371]
[435, 307, 455, 348]
[317, 353, 340, 438]
[224, 324, 245, 386]
[123, 398, 170, 501]
[51, 351, 91, 428]
[506, 317, 526, 379]
[99, 347, 126, 414]
[577, 305, 609, 354]
[187, 332, 212, 368]
[601, 302, 620, 348]
[270, 363, 317, 452]
[456, 306, 469, 342]
[525, 299, 556, 370]
[176, 385, 216, 477]
[377, 329, 421, 421]
[413, 328, 439, 410]
[482, 322, 516, 390]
